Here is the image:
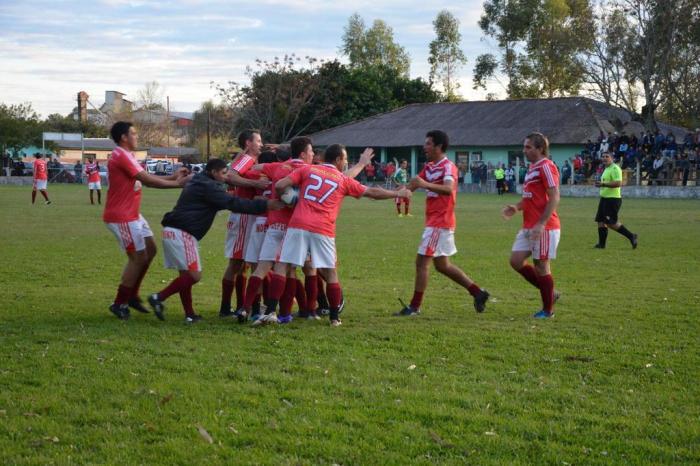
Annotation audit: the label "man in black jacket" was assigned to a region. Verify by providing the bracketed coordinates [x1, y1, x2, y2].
[148, 158, 283, 323]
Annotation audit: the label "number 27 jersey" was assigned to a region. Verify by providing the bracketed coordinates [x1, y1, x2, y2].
[287, 163, 367, 238]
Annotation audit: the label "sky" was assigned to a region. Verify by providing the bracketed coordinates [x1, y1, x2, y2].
[0, 0, 501, 118]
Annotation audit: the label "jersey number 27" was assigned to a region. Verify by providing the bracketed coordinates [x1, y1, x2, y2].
[303, 174, 338, 204]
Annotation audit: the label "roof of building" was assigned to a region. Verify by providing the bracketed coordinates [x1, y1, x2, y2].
[147, 147, 199, 157]
[308, 97, 690, 147]
[55, 138, 117, 150]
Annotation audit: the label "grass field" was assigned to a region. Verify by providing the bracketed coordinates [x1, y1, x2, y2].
[0, 184, 698, 465]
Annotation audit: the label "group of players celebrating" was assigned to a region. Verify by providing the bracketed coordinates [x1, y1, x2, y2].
[102, 121, 563, 326]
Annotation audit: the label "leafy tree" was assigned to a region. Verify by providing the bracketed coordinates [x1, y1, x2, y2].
[341, 14, 411, 76]
[0, 103, 42, 154]
[428, 10, 467, 101]
[43, 113, 107, 138]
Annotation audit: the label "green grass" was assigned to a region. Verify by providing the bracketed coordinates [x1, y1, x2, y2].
[1, 184, 699, 465]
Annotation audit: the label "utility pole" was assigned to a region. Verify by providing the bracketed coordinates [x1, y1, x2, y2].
[166, 95, 170, 147]
[206, 108, 211, 160]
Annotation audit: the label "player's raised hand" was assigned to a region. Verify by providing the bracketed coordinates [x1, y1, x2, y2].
[501, 204, 517, 220]
[358, 148, 375, 166]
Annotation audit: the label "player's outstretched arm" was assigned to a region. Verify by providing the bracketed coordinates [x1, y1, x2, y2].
[274, 176, 295, 196]
[363, 186, 411, 200]
[226, 170, 270, 190]
[136, 170, 190, 189]
[345, 148, 375, 179]
[408, 177, 453, 195]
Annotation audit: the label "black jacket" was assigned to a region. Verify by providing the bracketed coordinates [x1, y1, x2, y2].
[161, 172, 267, 240]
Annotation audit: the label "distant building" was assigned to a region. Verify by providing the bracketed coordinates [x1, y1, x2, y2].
[55, 138, 146, 163]
[309, 97, 688, 176]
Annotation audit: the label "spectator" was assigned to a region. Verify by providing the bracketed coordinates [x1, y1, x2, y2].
[479, 163, 488, 188]
[74, 160, 83, 183]
[677, 154, 690, 186]
[518, 163, 527, 184]
[653, 130, 665, 153]
[572, 154, 583, 173]
[652, 153, 664, 185]
[504, 163, 515, 192]
[365, 162, 375, 182]
[494, 163, 505, 195]
[561, 160, 572, 185]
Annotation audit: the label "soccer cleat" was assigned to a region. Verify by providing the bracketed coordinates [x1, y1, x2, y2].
[232, 308, 248, 323]
[405, 213, 413, 217]
[398, 213, 404, 217]
[185, 314, 203, 324]
[109, 303, 129, 320]
[147, 293, 165, 321]
[45, 200, 52, 205]
[330, 319, 342, 327]
[308, 312, 321, 321]
[594, 244, 605, 249]
[278, 314, 293, 324]
[253, 313, 278, 326]
[473, 289, 490, 313]
[218, 307, 235, 318]
[533, 310, 554, 319]
[128, 297, 150, 314]
[250, 313, 262, 322]
[295, 310, 310, 319]
[630, 233, 638, 249]
[394, 306, 420, 316]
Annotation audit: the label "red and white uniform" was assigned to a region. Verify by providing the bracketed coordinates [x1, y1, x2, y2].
[512, 158, 561, 259]
[243, 169, 272, 263]
[224, 152, 256, 259]
[103, 146, 153, 252]
[162, 227, 201, 272]
[33, 158, 48, 190]
[257, 158, 306, 262]
[85, 162, 101, 189]
[279, 163, 367, 268]
[417, 157, 458, 257]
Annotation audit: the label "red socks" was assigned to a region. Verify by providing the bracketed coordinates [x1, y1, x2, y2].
[467, 283, 481, 297]
[279, 278, 297, 317]
[114, 285, 133, 306]
[243, 275, 263, 311]
[410, 291, 424, 309]
[179, 286, 195, 317]
[404, 199, 410, 215]
[326, 283, 342, 310]
[265, 273, 287, 314]
[518, 265, 540, 288]
[221, 278, 234, 309]
[235, 274, 247, 310]
[158, 274, 195, 301]
[295, 278, 307, 313]
[305, 275, 318, 312]
[537, 274, 554, 312]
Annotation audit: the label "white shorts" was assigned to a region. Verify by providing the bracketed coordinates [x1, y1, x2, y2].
[279, 227, 336, 269]
[162, 227, 201, 272]
[88, 181, 101, 190]
[105, 215, 153, 253]
[511, 228, 560, 260]
[244, 216, 268, 263]
[33, 180, 47, 190]
[418, 227, 457, 257]
[224, 213, 253, 260]
[258, 223, 287, 262]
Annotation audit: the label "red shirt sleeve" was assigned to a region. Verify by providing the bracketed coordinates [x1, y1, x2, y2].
[117, 153, 144, 178]
[343, 176, 368, 198]
[231, 155, 254, 175]
[540, 161, 559, 189]
[261, 163, 276, 179]
[287, 166, 308, 186]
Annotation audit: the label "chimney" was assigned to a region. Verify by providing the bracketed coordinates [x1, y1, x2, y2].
[77, 91, 89, 123]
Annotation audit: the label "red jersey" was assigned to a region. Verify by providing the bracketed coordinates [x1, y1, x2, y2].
[418, 157, 458, 229]
[261, 159, 306, 227]
[521, 158, 560, 230]
[227, 153, 256, 197]
[33, 159, 47, 181]
[287, 163, 367, 237]
[103, 146, 144, 223]
[85, 162, 101, 183]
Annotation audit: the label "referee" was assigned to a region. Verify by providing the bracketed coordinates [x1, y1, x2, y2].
[594, 152, 638, 249]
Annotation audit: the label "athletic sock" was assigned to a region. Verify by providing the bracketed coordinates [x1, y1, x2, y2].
[114, 285, 133, 306]
[317, 275, 328, 309]
[536, 274, 555, 312]
[265, 273, 287, 314]
[31, 190, 37, 204]
[158, 274, 195, 301]
[279, 277, 297, 317]
[97, 190, 101, 204]
[243, 275, 263, 311]
[326, 283, 342, 318]
[517, 265, 540, 288]
[409, 290, 424, 309]
[220, 278, 234, 310]
[235, 274, 247, 310]
[396, 203, 401, 214]
[597, 227, 608, 246]
[295, 278, 307, 313]
[262, 275, 270, 301]
[305, 275, 318, 312]
[616, 224, 635, 241]
[179, 285, 195, 317]
[90, 191, 94, 204]
[404, 199, 410, 215]
[467, 283, 482, 297]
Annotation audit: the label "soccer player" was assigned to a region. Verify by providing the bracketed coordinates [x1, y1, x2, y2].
[147, 158, 281, 323]
[396, 130, 490, 316]
[103, 121, 189, 320]
[393, 159, 411, 217]
[594, 152, 638, 249]
[267, 143, 411, 326]
[84, 156, 102, 205]
[31, 153, 51, 205]
[502, 132, 561, 319]
[219, 130, 271, 318]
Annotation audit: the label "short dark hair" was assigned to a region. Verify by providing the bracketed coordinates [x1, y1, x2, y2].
[276, 144, 291, 161]
[34, 153, 42, 158]
[323, 144, 346, 163]
[258, 150, 277, 164]
[237, 129, 260, 150]
[205, 158, 227, 174]
[290, 136, 312, 158]
[426, 130, 449, 152]
[110, 121, 133, 144]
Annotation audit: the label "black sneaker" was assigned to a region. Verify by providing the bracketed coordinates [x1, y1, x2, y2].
[148, 293, 165, 321]
[128, 297, 150, 314]
[185, 314, 203, 324]
[109, 303, 129, 320]
[233, 308, 248, 323]
[393, 306, 420, 316]
[473, 289, 490, 313]
[45, 200, 52, 205]
[219, 307, 235, 318]
[630, 233, 638, 249]
[594, 244, 605, 249]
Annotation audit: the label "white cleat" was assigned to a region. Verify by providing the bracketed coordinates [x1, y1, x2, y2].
[252, 313, 278, 326]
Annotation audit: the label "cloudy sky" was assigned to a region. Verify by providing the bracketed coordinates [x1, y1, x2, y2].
[0, 0, 500, 117]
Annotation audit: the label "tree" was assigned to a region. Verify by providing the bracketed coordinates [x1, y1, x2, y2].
[191, 100, 236, 158]
[473, 0, 594, 98]
[43, 113, 107, 138]
[137, 81, 165, 111]
[134, 81, 170, 146]
[428, 10, 467, 101]
[0, 103, 42, 154]
[340, 14, 411, 76]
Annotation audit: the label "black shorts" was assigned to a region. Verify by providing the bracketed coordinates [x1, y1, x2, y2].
[595, 197, 622, 224]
